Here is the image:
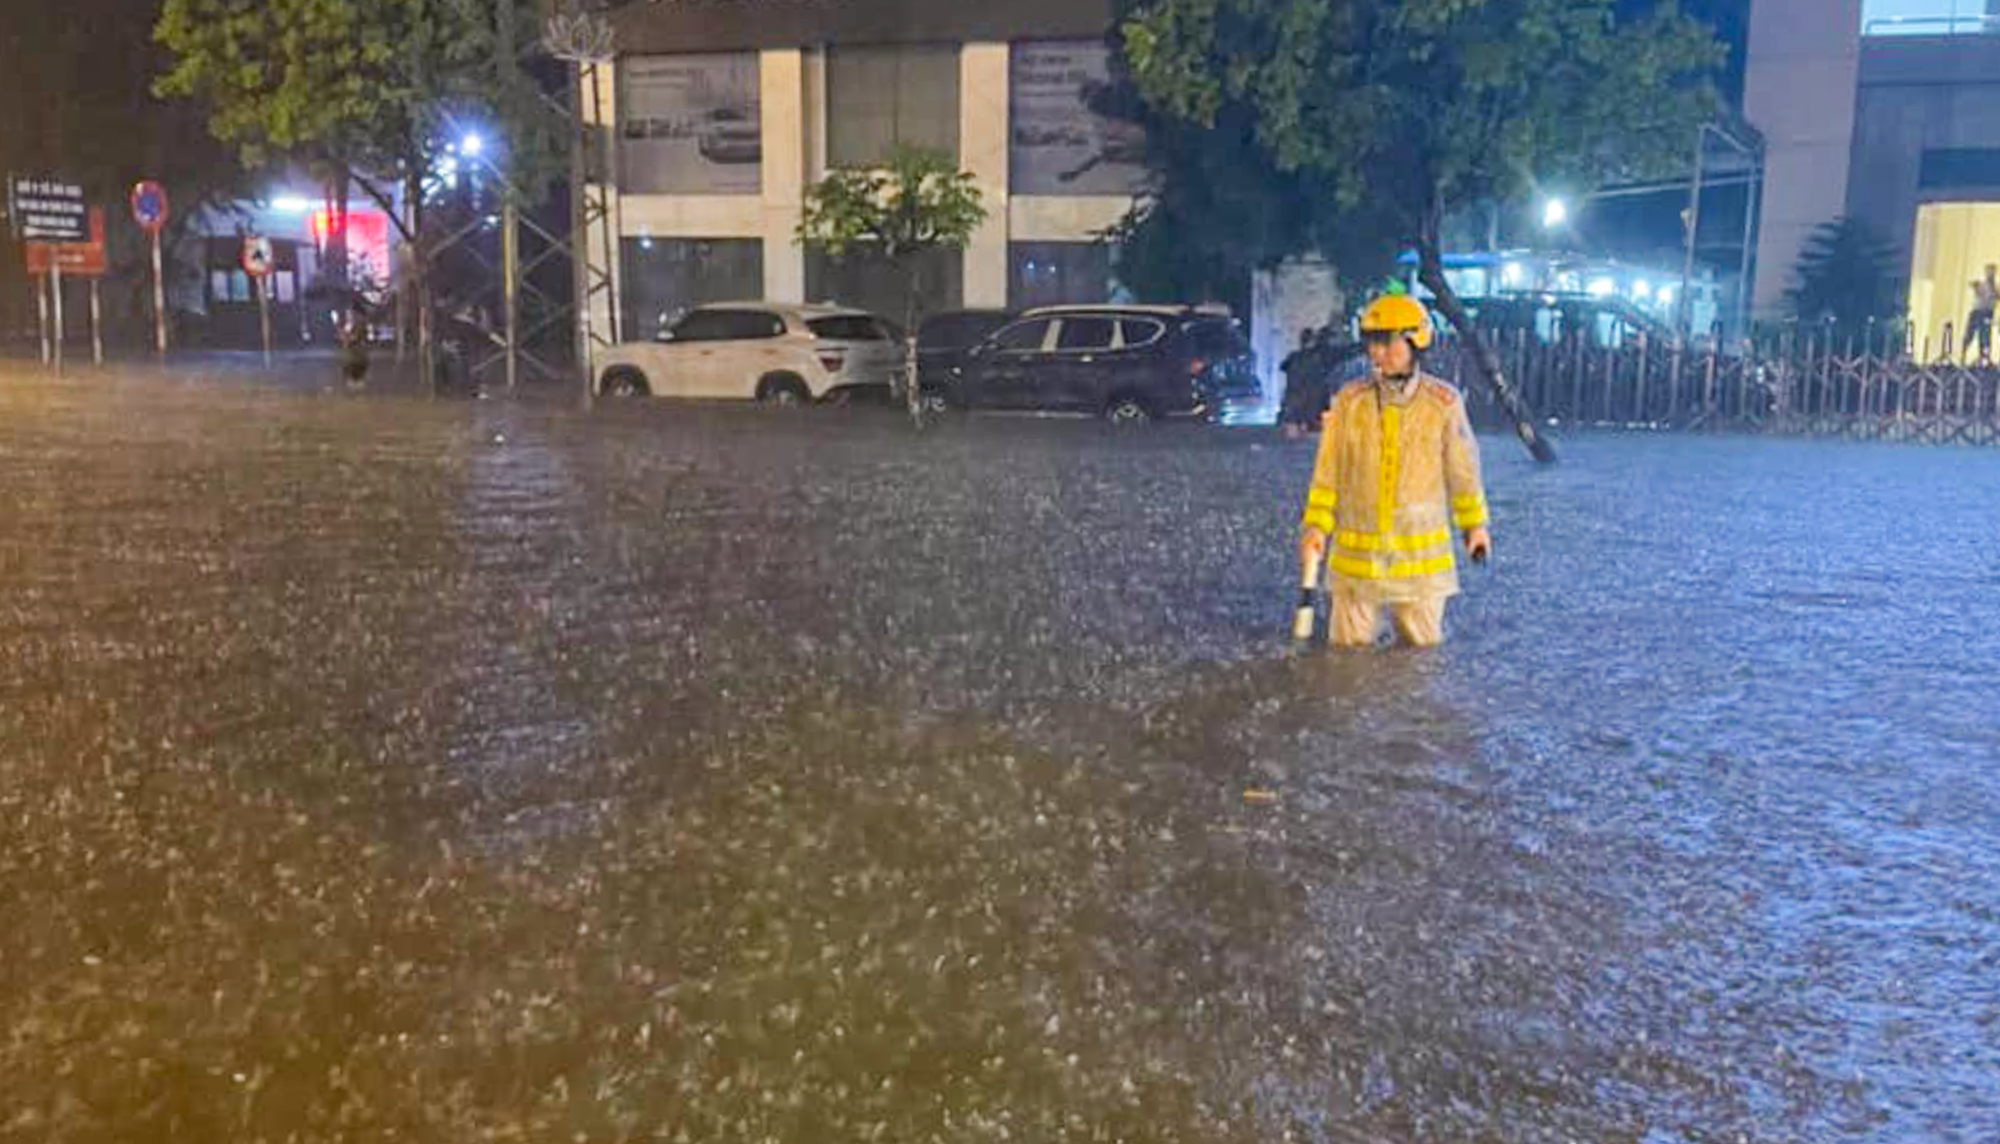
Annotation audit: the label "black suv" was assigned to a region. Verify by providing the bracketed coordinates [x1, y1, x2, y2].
[916, 309, 1017, 406]
[943, 306, 1260, 423]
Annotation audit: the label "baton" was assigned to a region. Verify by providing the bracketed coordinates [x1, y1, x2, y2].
[1292, 539, 1324, 641]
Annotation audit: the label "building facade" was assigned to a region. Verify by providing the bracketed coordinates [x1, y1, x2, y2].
[1748, 0, 2000, 351]
[593, 0, 1149, 343]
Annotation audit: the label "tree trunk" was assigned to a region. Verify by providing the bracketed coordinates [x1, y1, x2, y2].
[1416, 236, 1557, 464]
[904, 258, 923, 427]
[324, 167, 352, 351]
[408, 168, 433, 395]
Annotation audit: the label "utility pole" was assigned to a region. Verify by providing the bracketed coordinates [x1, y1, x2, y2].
[545, 6, 620, 407]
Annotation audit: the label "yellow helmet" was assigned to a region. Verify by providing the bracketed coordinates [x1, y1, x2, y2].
[1359, 294, 1435, 351]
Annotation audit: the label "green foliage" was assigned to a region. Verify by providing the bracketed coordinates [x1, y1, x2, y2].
[798, 146, 988, 265]
[1787, 216, 1902, 337]
[1119, 0, 1726, 270]
[154, 0, 565, 216]
[1099, 93, 1342, 303]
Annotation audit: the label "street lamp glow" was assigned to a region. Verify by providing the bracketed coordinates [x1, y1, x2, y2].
[1542, 198, 1569, 229]
[461, 132, 484, 156]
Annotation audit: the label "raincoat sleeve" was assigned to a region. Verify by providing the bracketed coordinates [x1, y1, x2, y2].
[1442, 394, 1489, 532]
[1301, 399, 1340, 535]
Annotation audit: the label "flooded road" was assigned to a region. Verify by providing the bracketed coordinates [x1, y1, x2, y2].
[2, 371, 1996, 1142]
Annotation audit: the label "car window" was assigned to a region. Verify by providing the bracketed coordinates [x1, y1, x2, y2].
[1118, 318, 1166, 349]
[807, 314, 889, 341]
[991, 319, 1054, 352]
[667, 310, 733, 343]
[1055, 317, 1116, 352]
[730, 310, 787, 339]
[670, 309, 783, 342]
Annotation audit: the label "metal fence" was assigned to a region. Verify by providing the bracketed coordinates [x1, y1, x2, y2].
[1431, 330, 2000, 447]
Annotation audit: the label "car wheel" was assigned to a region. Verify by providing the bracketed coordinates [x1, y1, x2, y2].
[919, 390, 950, 415]
[1105, 393, 1154, 424]
[599, 367, 649, 397]
[756, 373, 811, 406]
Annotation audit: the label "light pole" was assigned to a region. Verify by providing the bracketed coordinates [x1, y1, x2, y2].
[1676, 119, 1764, 343]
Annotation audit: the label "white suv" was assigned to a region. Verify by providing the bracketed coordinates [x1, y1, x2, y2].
[596, 302, 905, 404]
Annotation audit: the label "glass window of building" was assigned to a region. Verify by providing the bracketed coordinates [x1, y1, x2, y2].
[1862, 0, 1999, 35]
[620, 54, 763, 195]
[826, 45, 961, 167]
[620, 239, 765, 339]
[1009, 242, 1114, 310]
[806, 247, 964, 325]
[1907, 202, 2000, 358]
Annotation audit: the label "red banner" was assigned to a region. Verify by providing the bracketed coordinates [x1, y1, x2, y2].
[25, 207, 108, 277]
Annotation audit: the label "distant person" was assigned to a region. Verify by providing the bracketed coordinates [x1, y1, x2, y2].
[1967, 264, 1998, 363]
[1295, 295, 1491, 649]
[338, 308, 370, 388]
[1278, 325, 1364, 439]
[439, 302, 492, 396]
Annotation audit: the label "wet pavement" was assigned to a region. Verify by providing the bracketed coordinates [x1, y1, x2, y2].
[2, 366, 1997, 1143]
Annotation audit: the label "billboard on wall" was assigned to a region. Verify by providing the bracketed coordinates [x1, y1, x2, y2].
[1010, 41, 1147, 197]
[621, 54, 763, 195]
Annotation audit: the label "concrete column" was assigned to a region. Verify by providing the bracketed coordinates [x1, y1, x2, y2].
[762, 49, 807, 304]
[1744, 0, 1863, 318]
[803, 47, 828, 185]
[584, 61, 623, 347]
[960, 43, 1011, 309]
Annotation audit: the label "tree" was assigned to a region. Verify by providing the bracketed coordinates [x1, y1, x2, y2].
[798, 146, 989, 421]
[154, 0, 564, 383]
[1089, 89, 1320, 307]
[1787, 216, 1901, 342]
[1119, 0, 1728, 461]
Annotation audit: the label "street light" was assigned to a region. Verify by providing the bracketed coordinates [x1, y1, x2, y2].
[1542, 198, 1569, 229]
[461, 132, 485, 157]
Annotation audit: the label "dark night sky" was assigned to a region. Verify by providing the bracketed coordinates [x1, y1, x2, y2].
[0, 0, 232, 196]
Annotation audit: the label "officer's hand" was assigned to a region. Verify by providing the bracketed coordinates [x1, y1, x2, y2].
[1300, 528, 1327, 568]
[1465, 527, 1492, 564]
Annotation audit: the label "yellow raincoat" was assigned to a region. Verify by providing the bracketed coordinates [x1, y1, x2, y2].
[1301, 373, 1489, 605]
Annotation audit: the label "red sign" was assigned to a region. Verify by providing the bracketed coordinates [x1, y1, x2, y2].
[24, 207, 107, 277]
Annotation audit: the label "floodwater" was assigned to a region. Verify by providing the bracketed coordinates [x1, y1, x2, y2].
[2, 370, 1996, 1143]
